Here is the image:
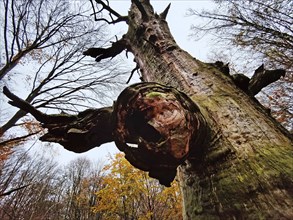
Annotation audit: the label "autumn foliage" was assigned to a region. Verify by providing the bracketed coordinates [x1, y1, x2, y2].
[0, 151, 182, 219]
[94, 153, 182, 220]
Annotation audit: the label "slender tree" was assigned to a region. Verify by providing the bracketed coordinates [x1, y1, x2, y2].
[0, 0, 127, 149]
[0, 149, 59, 219]
[62, 157, 104, 220]
[0, 150, 105, 220]
[3, 1, 293, 219]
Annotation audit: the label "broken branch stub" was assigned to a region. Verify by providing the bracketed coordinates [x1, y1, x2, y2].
[3, 86, 114, 153]
[112, 82, 209, 186]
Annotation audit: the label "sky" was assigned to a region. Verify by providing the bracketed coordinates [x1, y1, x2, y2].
[107, 0, 216, 61]
[38, 0, 217, 165]
[46, 0, 217, 165]
[1, 0, 217, 165]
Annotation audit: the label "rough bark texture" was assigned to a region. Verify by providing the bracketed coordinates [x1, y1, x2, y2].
[116, 1, 293, 219]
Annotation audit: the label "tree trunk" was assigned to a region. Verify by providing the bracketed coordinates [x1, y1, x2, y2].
[4, 1, 293, 219]
[119, 1, 293, 219]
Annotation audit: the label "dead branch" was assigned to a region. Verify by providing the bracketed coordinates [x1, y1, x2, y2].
[211, 62, 286, 96]
[0, 131, 40, 147]
[248, 64, 286, 95]
[3, 86, 51, 123]
[0, 185, 30, 197]
[83, 38, 128, 62]
[3, 86, 114, 152]
[126, 64, 139, 84]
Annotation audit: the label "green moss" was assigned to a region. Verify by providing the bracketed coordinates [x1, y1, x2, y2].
[193, 205, 203, 214]
[146, 91, 166, 98]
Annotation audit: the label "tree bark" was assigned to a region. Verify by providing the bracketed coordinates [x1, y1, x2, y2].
[4, 1, 293, 219]
[111, 1, 293, 219]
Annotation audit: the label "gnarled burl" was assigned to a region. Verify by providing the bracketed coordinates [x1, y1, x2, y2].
[113, 82, 209, 186]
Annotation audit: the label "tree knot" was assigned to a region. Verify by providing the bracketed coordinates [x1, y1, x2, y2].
[112, 82, 209, 186]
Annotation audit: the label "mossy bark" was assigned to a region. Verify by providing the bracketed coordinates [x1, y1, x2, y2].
[122, 1, 293, 219]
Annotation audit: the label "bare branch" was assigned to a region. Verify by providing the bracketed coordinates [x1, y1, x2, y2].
[0, 132, 40, 147]
[0, 185, 30, 197]
[91, 0, 128, 24]
[248, 64, 286, 95]
[126, 64, 139, 84]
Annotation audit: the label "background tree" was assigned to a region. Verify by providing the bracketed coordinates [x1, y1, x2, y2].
[0, 149, 59, 219]
[188, 0, 293, 131]
[0, 149, 181, 219]
[1, 0, 102, 80]
[2, 0, 293, 219]
[0, 0, 128, 152]
[0, 149, 105, 219]
[93, 153, 182, 220]
[62, 157, 104, 220]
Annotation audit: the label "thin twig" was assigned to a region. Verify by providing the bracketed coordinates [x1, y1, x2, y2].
[0, 185, 30, 197]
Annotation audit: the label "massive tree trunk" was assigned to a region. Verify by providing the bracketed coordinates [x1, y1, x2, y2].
[4, 1, 293, 219]
[123, 2, 293, 219]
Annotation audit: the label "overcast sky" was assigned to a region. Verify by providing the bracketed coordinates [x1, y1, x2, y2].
[28, 0, 217, 165]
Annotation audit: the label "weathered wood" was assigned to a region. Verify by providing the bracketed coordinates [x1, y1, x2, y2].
[3, 86, 114, 153]
[117, 1, 293, 219]
[248, 64, 286, 95]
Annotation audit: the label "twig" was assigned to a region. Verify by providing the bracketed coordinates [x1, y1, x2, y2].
[0, 185, 30, 197]
[91, 0, 128, 24]
[0, 131, 40, 147]
[126, 64, 140, 84]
